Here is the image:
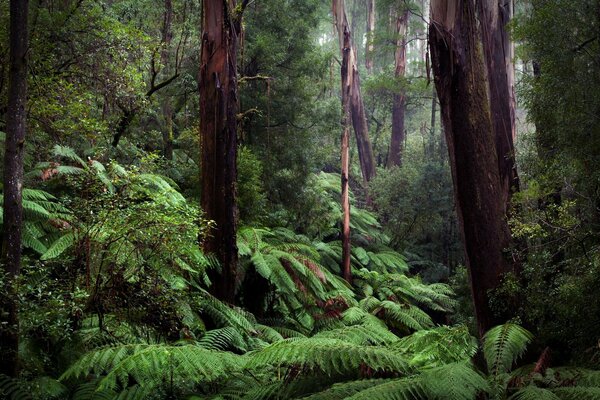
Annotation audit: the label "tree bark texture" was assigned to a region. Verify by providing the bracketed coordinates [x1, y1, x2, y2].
[200, 0, 244, 304]
[333, 0, 376, 184]
[477, 0, 519, 209]
[1, 0, 29, 377]
[429, 0, 515, 337]
[341, 20, 352, 284]
[387, 8, 409, 168]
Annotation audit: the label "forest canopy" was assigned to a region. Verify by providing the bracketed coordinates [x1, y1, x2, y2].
[1, 0, 600, 399]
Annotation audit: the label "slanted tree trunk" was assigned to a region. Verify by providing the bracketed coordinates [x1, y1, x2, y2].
[333, 0, 376, 184]
[387, 8, 409, 168]
[1, 0, 29, 377]
[365, 0, 375, 74]
[477, 0, 519, 209]
[200, 0, 248, 304]
[429, 0, 515, 337]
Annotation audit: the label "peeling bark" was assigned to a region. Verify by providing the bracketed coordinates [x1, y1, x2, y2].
[430, 0, 515, 337]
[333, 0, 376, 184]
[200, 0, 246, 303]
[477, 0, 519, 209]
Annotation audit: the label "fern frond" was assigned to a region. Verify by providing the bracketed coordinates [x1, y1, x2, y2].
[510, 387, 560, 400]
[0, 374, 32, 400]
[551, 387, 600, 400]
[246, 338, 410, 376]
[40, 231, 76, 260]
[392, 326, 478, 368]
[198, 327, 248, 352]
[421, 362, 489, 400]
[301, 379, 397, 400]
[346, 377, 425, 400]
[483, 324, 533, 377]
[62, 344, 243, 392]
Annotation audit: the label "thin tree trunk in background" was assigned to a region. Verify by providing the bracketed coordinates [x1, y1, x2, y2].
[365, 0, 375, 74]
[477, 0, 519, 210]
[1, 0, 29, 377]
[429, 87, 437, 158]
[200, 0, 247, 304]
[333, 0, 377, 184]
[430, 0, 515, 337]
[387, 8, 409, 168]
[161, 0, 174, 160]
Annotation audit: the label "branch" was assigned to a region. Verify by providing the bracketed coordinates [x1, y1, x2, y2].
[146, 73, 180, 97]
[572, 37, 597, 52]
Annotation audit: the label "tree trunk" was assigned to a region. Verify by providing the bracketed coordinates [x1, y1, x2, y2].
[429, 0, 515, 337]
[387, 8, 409, 168]
[1, 0, 29, 377]
[200, 0, 247, 304]
[161, 0, 174, 160]
[365, 0, 375, 74]
[477, 0, 519, 209]
[341, 16, 353, 284]
[333, 0, 377, 184]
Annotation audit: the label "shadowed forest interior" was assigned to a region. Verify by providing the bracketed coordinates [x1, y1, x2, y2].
[1, 0, 600, 399]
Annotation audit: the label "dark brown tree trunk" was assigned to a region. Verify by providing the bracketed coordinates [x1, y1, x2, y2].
[340, 16, 353, 284]
[387, 9, 409, 168]
[477, 0, 519, 209]
[365, 0, 375, 74]
[199, 0, 247, 304]
[333, 0, 377, 184]
[429, 0, 515, 337]
[1, 0, 29, 377]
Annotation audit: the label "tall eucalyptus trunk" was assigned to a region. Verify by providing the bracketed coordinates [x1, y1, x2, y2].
[429, 0, 515, 337]
[387, 8, 409, 168]
[199, 0, 248, 303]
[1, 0, 29, 377]
[477, 0, 519, 209]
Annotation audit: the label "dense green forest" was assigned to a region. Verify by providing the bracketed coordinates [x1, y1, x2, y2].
[1, 0, 600, 398]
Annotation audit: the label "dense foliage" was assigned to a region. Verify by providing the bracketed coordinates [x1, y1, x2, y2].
[1, 0, 599, 399]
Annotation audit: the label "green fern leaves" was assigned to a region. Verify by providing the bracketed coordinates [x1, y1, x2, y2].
[483, 323, 533, 377]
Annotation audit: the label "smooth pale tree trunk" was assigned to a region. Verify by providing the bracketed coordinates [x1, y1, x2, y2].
[387, 8, 409, 168]
[200, 0, 248, 304]
[429, 0, 515, 337]
[365, 0, 375, 74]
[340, 20, 353, 284]
[333, 0, 376, 184]
[477, 0, 519, 209]
[1, 0, 29, 377]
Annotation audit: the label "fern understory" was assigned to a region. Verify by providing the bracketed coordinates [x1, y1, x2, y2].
[1, 151, 599, 400]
